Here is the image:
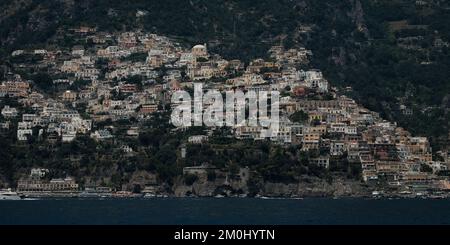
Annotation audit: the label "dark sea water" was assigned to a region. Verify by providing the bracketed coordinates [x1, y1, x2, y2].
[1, 198, 450, 225]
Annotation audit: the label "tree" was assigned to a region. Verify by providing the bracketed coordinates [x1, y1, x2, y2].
[420, 164, 433, 173]
[196, 57, 208, 63]
[289, 110, 308, 123]
[32, 73, 53, 91]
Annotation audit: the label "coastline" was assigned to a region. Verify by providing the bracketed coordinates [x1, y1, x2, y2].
[13, 191, 450, 200]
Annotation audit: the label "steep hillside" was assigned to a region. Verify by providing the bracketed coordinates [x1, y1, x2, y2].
[0, 0, 449, 150]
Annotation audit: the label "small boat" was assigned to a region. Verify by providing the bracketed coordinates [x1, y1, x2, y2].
[0, 189, 22, 200]
[22, 198, 39, 201]
[143, 193, 156, 198]
[399, 191, 412, 196]
[429, 195, 445, 199]
[79, 191, 101, 198]
[112, 191, 133, 198]
[155, 194, 169, 198]
[372, 191, 381, 196]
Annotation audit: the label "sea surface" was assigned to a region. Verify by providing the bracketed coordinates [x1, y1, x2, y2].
[1, 198, 450, 225]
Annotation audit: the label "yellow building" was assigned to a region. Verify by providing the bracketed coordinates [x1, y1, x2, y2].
[62, 90, 77, 102]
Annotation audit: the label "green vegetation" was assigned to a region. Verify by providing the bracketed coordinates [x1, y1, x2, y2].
[289, 110, 309, 123]
[306, 0, 450, 150]
[121, 52, 148, 62]
[31, 73, 53, 91]
[420, 163, 433, 173]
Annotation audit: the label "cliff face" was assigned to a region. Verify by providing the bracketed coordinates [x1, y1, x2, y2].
[262, 177, 370, 197]
[174, 167, 250, 197]
[173, 169, 369, 198]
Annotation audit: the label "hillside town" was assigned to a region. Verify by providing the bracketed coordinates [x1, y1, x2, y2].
[1, 28, 450, 199]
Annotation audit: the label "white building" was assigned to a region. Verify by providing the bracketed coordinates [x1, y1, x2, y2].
[30, 168, 49, 178]
[62, 131, 77, 142]
[91, 129, 113, 140]
[72, 46, 85, 56]
[1, 106, 18, 118]
[34, 49, 47, 55]
[310, 156, 330, 168]
[191, 44, 208, 58]
[12, 50, 25, 56]
[188, 135, 208, 144]
[17, 130, 33, 141]
[330, 141, 346, 156]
